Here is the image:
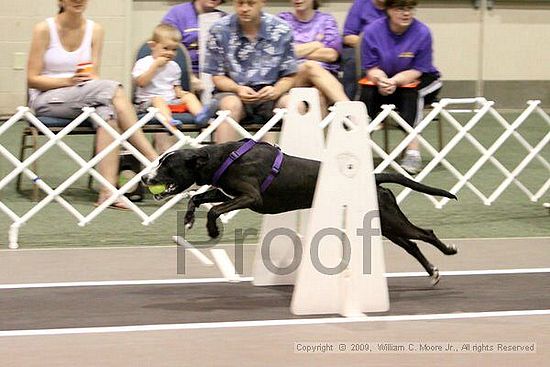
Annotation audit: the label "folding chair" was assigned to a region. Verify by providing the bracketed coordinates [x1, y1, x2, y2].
[133, 41, 199, 126]
[16, 112, 99, 201]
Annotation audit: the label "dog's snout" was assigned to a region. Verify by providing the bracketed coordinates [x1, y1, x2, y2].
[141, 167, 158, 186]
[141, 174, 151, 186]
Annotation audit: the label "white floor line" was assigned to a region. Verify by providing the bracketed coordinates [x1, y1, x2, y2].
[2, 267, 550, 290]
[385, 268, 550, 277]
[1, 236, 548, 252]
[1, 309, 550, 337]
[0, 277, 246, 290]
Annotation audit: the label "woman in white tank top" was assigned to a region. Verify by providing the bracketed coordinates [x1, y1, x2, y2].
[27, 0, 158, 209]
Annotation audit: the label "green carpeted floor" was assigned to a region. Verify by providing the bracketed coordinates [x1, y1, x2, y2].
[0, 111, 549, 248]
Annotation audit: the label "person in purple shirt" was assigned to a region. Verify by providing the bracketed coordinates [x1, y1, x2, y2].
[343, 0, 386, 46]
[278, 1, 341, 74]
[278, 0, 349, 113]
[162, 0, 225, 77]
[360, 0, 442, 175]
[341, 0, 386, 99]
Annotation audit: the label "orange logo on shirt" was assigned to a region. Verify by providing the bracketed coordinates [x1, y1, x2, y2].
[399, 52, 415, 58]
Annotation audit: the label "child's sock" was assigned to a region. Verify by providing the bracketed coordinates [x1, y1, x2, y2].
[194, 99, 219, 126]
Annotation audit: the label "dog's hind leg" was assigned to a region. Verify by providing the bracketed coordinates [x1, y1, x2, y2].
[388, 211, 457, 256]
[378, 187, 457, 256]
[408, 227, 458, 256]
[185, 188, 232, 229]
[384, 234, 441, 285]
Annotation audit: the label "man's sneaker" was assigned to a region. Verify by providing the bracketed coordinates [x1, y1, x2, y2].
[400, 154, 422, 175]
[194, 99, 219, 126]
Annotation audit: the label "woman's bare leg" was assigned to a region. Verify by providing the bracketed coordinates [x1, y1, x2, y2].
[95, 121, 121, 201]
[294, 61, 349, 104]
[112, 87, 158, 161]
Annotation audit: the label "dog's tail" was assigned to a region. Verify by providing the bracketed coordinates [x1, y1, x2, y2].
[375, 173, 457, 200]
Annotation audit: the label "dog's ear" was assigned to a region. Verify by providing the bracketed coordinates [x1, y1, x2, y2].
[183, 149, 209, 169]
[195, 149, 210, 169]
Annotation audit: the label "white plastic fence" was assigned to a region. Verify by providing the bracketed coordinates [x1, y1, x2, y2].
[365, 98, 549, 208]
[0, 106, 285, 248]
[0, 96, 548, 248]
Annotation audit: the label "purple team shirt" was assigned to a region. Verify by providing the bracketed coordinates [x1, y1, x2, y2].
[162, 2, 225, 74]
[278, 11, 342, 73]
[343, 0, 386, 37]
[361, 18, 440, 78]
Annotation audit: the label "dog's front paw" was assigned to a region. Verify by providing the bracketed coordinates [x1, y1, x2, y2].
[206, 210, 221, 238]
[207, 221, 220, 238]
[184, 210, 195, 229]
[444, 244, 458, 255]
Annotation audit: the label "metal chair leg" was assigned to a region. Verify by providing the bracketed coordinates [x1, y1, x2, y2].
[438, 119, 444, 151]
[383, 122, 390, 153]
[87, 134, 97, 191]
[16, 129, 29, 194]
[17, 128, 40, 201]
[31, 128, 39, 202]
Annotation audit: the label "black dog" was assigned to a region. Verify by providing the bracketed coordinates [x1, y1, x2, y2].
[143, 141, 458, 284]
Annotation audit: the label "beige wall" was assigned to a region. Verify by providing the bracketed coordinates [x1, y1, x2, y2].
[0, 0, 133, 115]
[0, 0, 549, 115]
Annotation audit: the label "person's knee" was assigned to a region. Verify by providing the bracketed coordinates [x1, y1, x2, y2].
[96, 120, 119, 137]
[275, 94, 290, 109]
[106, 119, 120, 131]
[110, 86, 126, 110]
[359, 86, 373, 103]
[302, 60, 322, 75]
[219, 95, 244, 119]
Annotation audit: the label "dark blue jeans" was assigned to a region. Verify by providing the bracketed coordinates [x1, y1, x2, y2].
[341, 47, 362, 100]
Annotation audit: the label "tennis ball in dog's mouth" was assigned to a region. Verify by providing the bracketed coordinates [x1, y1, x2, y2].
[148, 184, 166, 195]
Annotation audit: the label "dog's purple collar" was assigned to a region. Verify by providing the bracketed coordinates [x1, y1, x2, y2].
[211, 139, 284, 193]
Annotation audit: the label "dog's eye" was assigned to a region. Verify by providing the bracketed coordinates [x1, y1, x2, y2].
[159, 151, 176, 165]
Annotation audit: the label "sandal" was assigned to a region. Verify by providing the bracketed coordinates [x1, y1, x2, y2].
[94, 193, 131, 211]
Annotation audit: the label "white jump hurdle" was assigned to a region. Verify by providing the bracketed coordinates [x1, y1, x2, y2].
[249, 90, 389, 316]
[253, 88, 325, 286]
[290, 100, 389, 316]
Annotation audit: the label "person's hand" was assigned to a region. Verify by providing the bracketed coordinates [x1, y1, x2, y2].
[154, 56, 171, 67]
[190, 76, 204, 92]
[377, 77, 396, 96]
[70, 72, 93, 85]
[378, 84, 396, 96]
[237, 86, 260, 103]
[256, 86, 279, 101]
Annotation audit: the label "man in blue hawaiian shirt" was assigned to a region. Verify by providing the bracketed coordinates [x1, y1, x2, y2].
[204, 0, 298, 142]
